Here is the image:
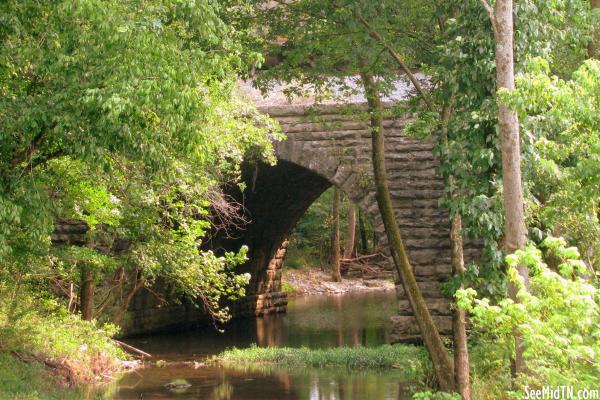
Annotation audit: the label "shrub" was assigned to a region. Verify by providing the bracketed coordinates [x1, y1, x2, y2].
[281, 282, 297, 293]
[457, 237, 600, 395]
[0, 284, 125, 386]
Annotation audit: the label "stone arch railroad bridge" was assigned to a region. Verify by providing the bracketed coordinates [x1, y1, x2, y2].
[53, 82, 480, 341]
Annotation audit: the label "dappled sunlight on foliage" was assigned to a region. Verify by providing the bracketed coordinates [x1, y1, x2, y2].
[0, 284, 125, 386]
[503, 58, 600, 268]
[457, 237, 600, 395]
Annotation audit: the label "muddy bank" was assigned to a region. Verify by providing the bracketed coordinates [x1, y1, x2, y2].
[283, 268, 395, 296]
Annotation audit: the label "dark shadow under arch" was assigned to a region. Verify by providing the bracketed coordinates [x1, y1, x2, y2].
[213, 157, 387, 300]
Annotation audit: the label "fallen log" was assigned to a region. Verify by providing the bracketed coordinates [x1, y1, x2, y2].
[113, 339, 152, 358]
[340, 252, 385, 263]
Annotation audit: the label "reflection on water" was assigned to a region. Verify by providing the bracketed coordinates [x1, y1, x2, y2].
[116, 364, 409, 400]
[115, 291, 411, 400]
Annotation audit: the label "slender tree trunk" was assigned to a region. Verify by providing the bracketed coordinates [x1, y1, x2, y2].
[485, 0, 530, 376]
[113, 272, 144, 324]
[440, 106, 471, 400]
[358, 210, 369, 253]
[450, 216, 471, 399]
[590, 0, 600, 58]
[67, 283, 74, 313]
[331, 186, 342, 282]
[360, 72, 455, 391]
[345, 201, 357, 258]
[79, 265, 95, 321]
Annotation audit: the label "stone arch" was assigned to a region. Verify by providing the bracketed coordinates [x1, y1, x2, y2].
[218, 103, 477, 340]
[275, 140, 388, 248]
[217, 154, 385, 312]
[112, 101, 482, 339]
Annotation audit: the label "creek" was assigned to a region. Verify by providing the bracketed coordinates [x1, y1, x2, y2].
[114, 290, 415, 399]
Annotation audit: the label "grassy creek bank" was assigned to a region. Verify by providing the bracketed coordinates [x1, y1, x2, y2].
[214, 344, 433, 382]
[0, 296, 138, 400]
[0, 351, 85, 400]
[210, 343, 512, 400]
[0, 352, 110, 400]
[0, 349, 138, 400]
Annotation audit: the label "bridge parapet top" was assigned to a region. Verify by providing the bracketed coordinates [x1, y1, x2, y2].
[238, 75, 426, 115]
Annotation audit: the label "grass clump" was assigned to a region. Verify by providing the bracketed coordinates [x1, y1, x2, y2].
[215, 344, 432, 382]
[412, 391, 461, 400]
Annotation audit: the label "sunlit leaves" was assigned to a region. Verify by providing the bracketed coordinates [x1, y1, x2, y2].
[457, 238, 600, 391]
[504, 58, 600, 267]
[0, 0, 281, 325]
[413, 0, 594, 297]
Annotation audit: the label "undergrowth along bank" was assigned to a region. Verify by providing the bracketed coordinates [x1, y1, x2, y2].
[0, 352, 117, 400]
[0, 288, 126, 399]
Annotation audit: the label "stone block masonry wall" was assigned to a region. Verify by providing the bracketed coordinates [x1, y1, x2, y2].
[52, 219, 88, 245]
[231, 241, 289, 319]
[259, 103, 481, 341]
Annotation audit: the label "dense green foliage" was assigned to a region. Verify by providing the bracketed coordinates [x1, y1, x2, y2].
[422, 2, 599, 393]
[412, 0, 595, 298]
[0, 0, 280, 390]
[505, 58, 600, 268]
[457, 237, 600, 396]
[1, 0, 264, 253]
[0, 0, 281, 314]
[1, 0, 599, 397]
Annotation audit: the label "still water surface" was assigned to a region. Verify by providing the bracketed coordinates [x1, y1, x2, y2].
[115, 291, 412, 400]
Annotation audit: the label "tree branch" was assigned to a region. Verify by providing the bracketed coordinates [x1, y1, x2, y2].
[20, 149, 65, 177]
[479, 0, 495, 19]
[113, 339, 152, 358]
[11, 132, 45, 167]
[478, 0, 498, 36]
[356, 14, 433, 110]
[113, 270, 144, 324]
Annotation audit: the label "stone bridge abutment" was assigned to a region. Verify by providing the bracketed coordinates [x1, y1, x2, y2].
[225, 102, 480, 341]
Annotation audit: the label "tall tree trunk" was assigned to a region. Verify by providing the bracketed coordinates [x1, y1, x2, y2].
[441, 106, 471, 400]
[590, 0, 600, 58]
[358, 209, 369, 253]
[345, 201, 357, 258]
[79, 264, 95, 321]
[331, 186, 342, 282]
[360, 72, 455, 391]
[483, 0, 530, 376]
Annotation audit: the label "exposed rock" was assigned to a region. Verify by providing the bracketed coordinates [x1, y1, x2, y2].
[283, 269, 394, 296]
